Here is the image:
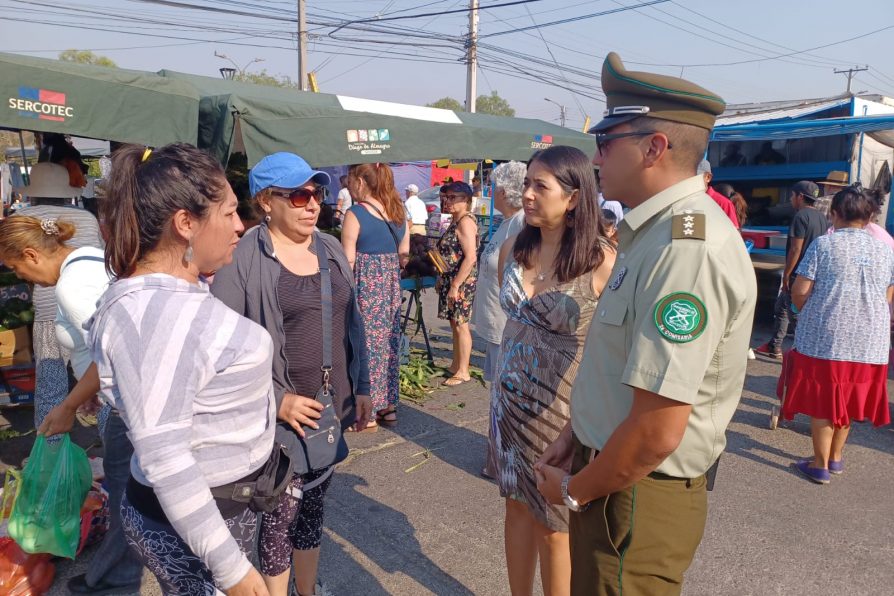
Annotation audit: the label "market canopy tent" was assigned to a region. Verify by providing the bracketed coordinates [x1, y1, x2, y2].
[0, 52, 200, 147]
[157, 70, 595, 167]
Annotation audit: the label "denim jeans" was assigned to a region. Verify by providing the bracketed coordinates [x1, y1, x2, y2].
[86, 410, 144, 587]
[770, 280, 798, 351]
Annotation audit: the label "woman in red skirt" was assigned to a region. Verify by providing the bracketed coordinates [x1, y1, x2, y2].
[781, 185, 893, 484]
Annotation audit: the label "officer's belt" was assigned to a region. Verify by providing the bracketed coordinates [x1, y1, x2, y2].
[578, 443, 694, 483]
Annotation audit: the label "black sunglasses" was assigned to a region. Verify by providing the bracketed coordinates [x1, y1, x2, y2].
[595, 131, 673, 155]
[269, 186, 325, 208]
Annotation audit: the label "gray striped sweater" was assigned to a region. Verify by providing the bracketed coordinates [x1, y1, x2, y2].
[86, 274, 276, 589]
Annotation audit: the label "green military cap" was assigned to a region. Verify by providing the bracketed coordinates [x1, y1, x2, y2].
[589, 52, 726, 133]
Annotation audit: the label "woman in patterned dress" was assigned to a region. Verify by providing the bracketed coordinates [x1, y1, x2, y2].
[780, 185, 893, 484]
[342, 163, 410, 427]
[436, 181, 479, 386]
[492, 146, 615, 596]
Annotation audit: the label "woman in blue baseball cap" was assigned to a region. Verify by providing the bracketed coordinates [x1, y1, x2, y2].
[212, 152, 371, 596]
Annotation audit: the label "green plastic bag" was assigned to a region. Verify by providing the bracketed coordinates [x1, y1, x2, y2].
[8, 435, 92, 558]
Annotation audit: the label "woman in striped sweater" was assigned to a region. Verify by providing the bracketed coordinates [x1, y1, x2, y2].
[88, 143, 276, 596]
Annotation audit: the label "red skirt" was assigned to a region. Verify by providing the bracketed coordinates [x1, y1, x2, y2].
[777, 350, 891, 428]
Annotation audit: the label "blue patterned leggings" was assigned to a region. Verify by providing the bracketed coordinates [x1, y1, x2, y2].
[120, 494, 257, 595]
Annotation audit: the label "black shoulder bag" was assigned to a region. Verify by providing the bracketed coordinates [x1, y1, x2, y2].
[210, 235, 345, 512]
[296, 233, 348, 472]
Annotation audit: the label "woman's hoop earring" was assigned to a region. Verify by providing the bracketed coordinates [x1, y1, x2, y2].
[265, 214, 272, 222]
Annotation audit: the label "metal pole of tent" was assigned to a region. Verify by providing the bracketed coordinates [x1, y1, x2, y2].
[855, 132, 866, 184]
[488, 179, 495, 241]
[18, 130, 30, 186]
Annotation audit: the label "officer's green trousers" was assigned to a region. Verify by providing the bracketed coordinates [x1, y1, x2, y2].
[569, 437, 707, 596]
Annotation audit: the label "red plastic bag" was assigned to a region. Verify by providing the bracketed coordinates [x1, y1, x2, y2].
[0, 537, 55, 596]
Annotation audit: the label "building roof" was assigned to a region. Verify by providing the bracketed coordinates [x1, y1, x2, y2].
[717, 95, 851, 125]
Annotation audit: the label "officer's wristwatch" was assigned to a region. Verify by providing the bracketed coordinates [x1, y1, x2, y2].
[561, 475, 585, 512]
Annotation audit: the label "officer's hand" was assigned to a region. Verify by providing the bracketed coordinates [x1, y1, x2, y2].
[537, 427, 573, 471]
[354, 394, 372, 432]
[534, 463, 566, 505]
[278, 393, 324, 438]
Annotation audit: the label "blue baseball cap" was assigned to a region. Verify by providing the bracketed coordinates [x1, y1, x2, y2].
[249, 152, 331, 197]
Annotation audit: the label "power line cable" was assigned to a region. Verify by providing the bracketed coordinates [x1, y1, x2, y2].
[479, 0, 671, 39]
[523, 3, 587, 119]
[625, 23, 894, 68]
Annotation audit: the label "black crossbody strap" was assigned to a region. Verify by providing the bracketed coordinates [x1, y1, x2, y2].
[313, 234, 333, 378]
[361, 201, 401, 250]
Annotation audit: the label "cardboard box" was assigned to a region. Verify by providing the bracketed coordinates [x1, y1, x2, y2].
[0, 327, 32, 368]
[0, 364, 34, 407]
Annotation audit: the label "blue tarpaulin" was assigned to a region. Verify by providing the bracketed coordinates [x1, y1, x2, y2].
[712, 115, 894, 141]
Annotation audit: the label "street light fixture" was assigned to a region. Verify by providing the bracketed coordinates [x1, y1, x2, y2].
[544, 97, 567, 128]
[214, 51, 264, 81]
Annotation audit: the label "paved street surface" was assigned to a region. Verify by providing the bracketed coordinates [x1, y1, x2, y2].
[5, 283, 890, 595]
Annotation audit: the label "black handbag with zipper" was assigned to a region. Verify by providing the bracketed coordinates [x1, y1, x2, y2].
[276, 233, 349, 475]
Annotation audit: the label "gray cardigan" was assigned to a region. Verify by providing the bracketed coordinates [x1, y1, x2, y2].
[211, 223, 370, 427]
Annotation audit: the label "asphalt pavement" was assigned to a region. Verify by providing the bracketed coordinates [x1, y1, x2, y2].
[26, 285, 894, 595]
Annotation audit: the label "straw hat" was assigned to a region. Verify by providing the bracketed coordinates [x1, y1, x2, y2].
[14, 163, 82, 198]
[820, 170, 849, 187]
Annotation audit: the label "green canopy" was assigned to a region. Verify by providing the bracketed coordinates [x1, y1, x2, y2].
[157, 70, 595, 167]
[0, 52, 199, 146]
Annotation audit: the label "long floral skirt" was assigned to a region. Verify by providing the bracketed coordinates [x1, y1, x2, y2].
[33, 320, 70, 431]
[354, 252, 401, 414]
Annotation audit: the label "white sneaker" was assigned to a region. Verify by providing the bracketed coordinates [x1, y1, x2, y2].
[747, 348, 756, 360]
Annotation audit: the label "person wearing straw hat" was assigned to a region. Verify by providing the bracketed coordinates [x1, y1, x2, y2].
[535, 52, 756, 595]
[814, 170, 849, 217]
[12, 162, 103, 432]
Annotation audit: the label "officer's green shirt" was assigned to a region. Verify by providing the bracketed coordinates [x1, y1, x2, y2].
[571, 176, 757, 479]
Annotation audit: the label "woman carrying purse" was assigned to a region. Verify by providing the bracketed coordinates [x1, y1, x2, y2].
[212, 152, 371, 596]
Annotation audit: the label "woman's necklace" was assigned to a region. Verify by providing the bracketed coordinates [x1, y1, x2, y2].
[534, 248, 555, 282]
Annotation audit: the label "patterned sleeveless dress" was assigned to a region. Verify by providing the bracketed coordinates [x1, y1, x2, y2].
[436, 213, 479, 324]
[489, 260, 600, 532]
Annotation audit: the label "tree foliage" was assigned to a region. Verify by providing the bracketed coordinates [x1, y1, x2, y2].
[58, 50, 117, 68]
[426, 97, 464, 111]
[235, 70, 297, 89]
[426, 91, 515, 116]
[476, 91, 515, 117]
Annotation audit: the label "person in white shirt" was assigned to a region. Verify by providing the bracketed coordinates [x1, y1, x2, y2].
[598, 193, 624, 223]
[404, 183, 428, 234]
[336, 175, 353, 223]
[0, 215, 143, 595]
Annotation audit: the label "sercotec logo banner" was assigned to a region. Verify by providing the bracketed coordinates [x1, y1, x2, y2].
[8, 87, 73, 122]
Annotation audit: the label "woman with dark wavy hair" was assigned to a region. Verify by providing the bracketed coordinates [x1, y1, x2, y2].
[91, 143, 275, 596]
[491, 145, 616, 596]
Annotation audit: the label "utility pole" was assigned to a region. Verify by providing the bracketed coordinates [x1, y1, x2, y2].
[545, 97, 566, 127]
[834, 66, 868, 94]
[465, 0, 479, 113]
[298, 0, 308, 91]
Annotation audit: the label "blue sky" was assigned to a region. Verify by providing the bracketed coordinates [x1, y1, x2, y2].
[3, 0, 893, 129]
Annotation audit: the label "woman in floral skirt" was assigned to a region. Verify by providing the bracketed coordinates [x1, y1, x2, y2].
[342, 163, 410, 428]
[780, 184, 893, 484]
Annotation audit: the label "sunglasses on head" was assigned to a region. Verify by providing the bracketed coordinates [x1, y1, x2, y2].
[268, 186, 325, 208]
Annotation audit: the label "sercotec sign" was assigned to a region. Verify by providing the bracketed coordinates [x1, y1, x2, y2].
[8, 87, 73, 122]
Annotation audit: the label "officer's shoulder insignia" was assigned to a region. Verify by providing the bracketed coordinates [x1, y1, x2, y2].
[653, 292, 708, 343]
[672, 209, 705, 240]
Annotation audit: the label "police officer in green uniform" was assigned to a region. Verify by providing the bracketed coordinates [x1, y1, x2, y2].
[534, 52, 757, 596]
